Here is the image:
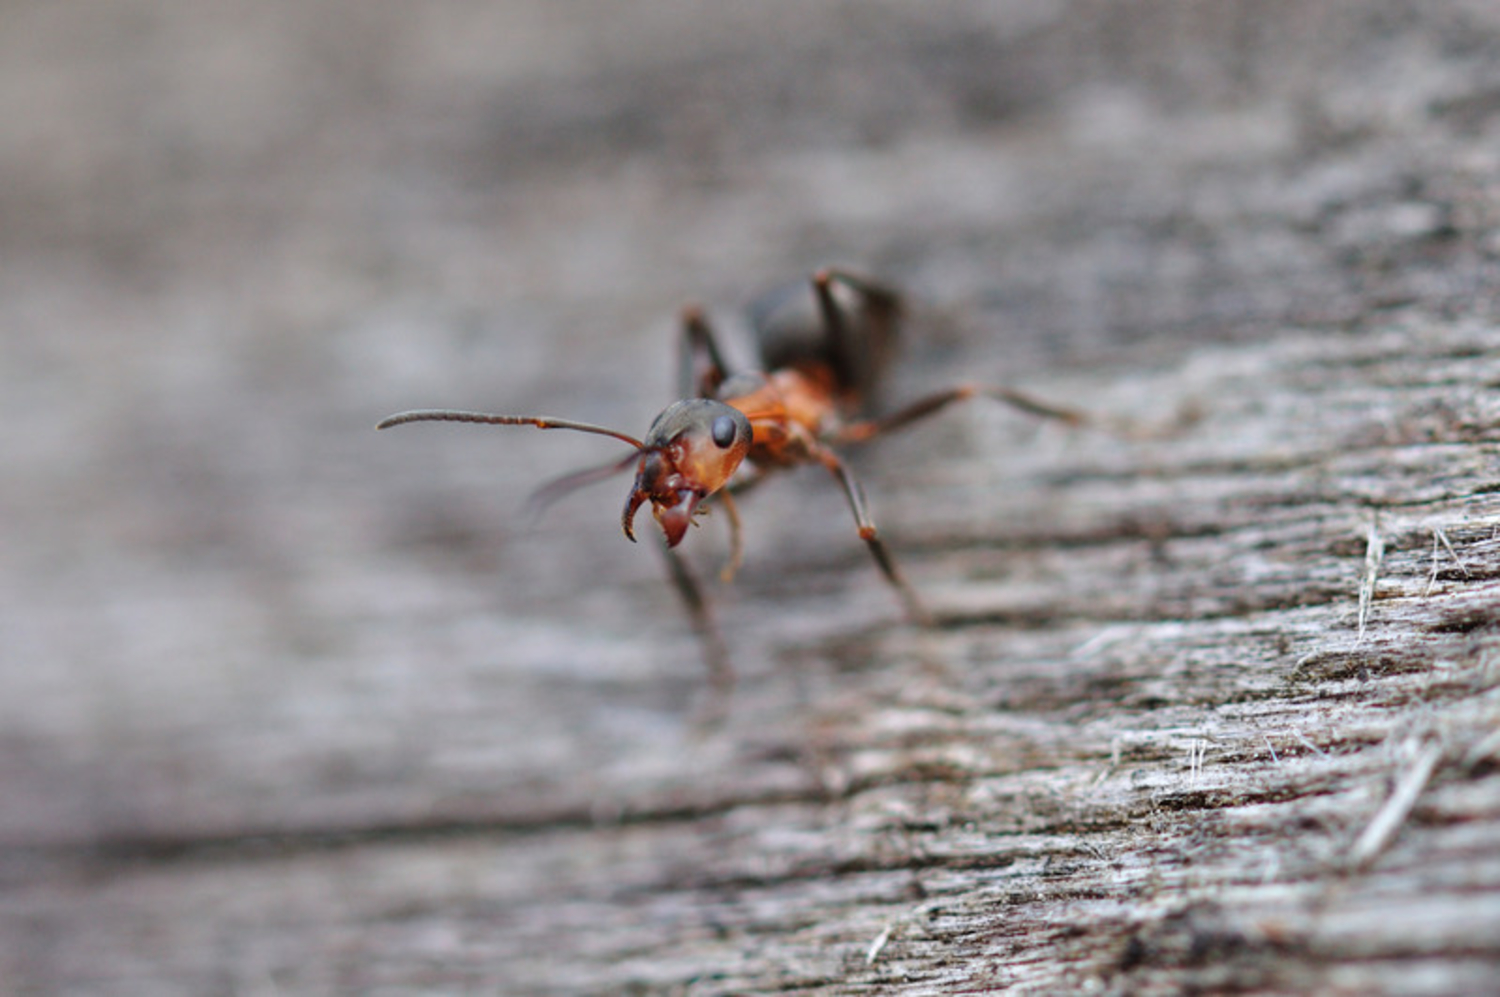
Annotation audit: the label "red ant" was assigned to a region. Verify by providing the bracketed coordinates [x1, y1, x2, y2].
[378, 269, 1083, 686]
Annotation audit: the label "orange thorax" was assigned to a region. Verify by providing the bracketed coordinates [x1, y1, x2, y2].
[724, 366, 845, 467]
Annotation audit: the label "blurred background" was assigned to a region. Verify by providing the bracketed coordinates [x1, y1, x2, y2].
[2, 1, 1499, 985]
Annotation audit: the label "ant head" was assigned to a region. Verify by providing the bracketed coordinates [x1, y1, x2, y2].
[622, 399, 752, 547]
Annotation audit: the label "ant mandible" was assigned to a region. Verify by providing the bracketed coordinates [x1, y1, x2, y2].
[378, 269, 1084, 687]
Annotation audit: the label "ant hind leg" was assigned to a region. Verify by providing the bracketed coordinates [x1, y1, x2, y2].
[835, 384, 1086, 446]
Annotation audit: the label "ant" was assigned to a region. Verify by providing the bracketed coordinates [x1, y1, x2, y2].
[378, 269, 1084, 688]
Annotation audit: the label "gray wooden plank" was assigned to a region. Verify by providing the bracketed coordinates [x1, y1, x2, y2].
[3, 2, 1500, 994]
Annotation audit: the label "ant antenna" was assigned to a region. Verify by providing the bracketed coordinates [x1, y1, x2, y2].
[376, 409, 648, 450]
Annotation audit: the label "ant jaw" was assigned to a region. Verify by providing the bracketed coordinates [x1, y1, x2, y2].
[622, 450, 668, 543]
[621, 487, 647, 543]
[624, 447, 701, 548]
[653, 489, 702, 547]
[619, 486, 701, 547]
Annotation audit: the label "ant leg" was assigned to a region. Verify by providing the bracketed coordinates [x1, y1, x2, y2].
[716, 490, 744, 583]
[659, 538, 734, 693]
[678, 306, 733, 398]
[810, 269, 903, 402]
[810, 271, 858, 393]
[835, 384, 1086, 445]
[816, 267, 904, 314]
[716, 464, 774, 581]
[809, 442, 931, 626]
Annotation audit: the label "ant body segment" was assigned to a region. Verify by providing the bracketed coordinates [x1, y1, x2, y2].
[378, 269, 1083, 687]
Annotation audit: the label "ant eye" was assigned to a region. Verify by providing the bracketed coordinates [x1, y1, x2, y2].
[711, 414, 738, 448]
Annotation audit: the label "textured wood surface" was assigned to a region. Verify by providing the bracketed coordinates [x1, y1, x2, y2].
[4, 2, 1500, 994]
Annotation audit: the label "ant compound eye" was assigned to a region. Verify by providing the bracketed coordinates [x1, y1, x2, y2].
[711, 413, 739, 449]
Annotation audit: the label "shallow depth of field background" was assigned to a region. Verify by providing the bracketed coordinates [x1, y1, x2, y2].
[4, 3, 1500, 993]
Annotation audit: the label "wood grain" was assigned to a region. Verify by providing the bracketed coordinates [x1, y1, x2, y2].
[3, 2, 1500, 993]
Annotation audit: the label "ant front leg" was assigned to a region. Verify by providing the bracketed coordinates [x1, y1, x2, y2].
[808, 441, 932, 627]
[834, 384, 1087, 446]
[715, 490, 744, 583]
[658, 536, 735, 694]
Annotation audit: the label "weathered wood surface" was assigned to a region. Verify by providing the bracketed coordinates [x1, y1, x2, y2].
[4, 2, 1500, 994]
